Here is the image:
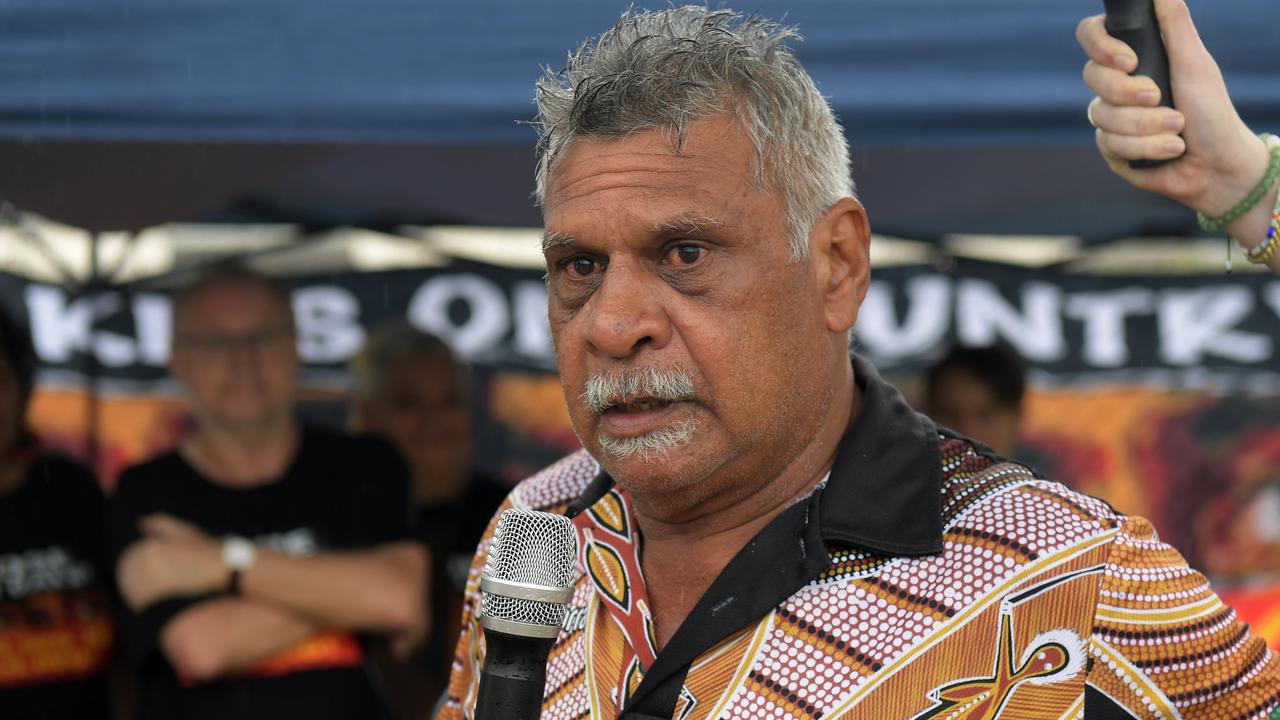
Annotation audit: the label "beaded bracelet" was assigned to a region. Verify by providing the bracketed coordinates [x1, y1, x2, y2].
[1241, 205, 1280, 265]
[1198, 133, 1280, 232]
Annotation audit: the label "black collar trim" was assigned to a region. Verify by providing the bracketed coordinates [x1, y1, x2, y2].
[818, 354, 943, 556]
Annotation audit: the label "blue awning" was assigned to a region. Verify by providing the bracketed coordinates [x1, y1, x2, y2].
[1, 0, 1274, 145]
[0, 1, 1274, 238]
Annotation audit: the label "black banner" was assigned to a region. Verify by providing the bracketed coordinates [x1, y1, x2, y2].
[3, 260, 1279, 390]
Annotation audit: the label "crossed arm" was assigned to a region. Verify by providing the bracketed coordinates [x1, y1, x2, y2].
[118, 514, 429, 681]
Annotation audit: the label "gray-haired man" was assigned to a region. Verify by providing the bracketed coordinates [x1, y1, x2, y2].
[441, 4, 1280, 719]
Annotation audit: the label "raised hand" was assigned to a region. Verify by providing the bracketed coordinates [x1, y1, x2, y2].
[1078, 0, 1270, 218]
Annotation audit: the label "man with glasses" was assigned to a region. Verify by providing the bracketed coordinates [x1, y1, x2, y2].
[108, 266, 427, 720]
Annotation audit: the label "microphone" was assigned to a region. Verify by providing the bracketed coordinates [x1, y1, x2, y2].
[1103, 0, 1180, 169]
[475, 508, 579, 720]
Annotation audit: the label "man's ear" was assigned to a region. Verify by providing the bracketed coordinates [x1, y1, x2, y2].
[810, 197, 871, 334]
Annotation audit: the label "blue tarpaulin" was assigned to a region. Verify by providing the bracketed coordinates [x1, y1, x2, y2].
[0, 0, 1276, 236]
[2, 0, 1276, 144]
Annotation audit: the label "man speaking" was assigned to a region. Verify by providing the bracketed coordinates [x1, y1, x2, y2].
[441, 2, 1280, 718]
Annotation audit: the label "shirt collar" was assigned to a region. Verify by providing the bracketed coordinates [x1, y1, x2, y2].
[568, 353, 944, 557]
[820, 353, 943, 556]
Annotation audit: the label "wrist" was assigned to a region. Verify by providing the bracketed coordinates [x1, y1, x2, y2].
[222, 536, 258, 595]
[1192, 130, 1270, 217]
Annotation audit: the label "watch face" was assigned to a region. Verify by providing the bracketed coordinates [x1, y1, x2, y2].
[224, 537, 256, 570]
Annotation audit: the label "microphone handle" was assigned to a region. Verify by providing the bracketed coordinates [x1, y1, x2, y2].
[1103, 0, 1179, 169]
[474, 630, 556, 720]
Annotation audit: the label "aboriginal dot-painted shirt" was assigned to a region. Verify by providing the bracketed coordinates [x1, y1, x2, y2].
[440, 356, 1280, 720]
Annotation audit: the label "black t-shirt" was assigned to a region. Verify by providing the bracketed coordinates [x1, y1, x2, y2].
[108, 427, 414, 720]
[424, 474, 510, 676]
[0, 453, 113, 720]
[377, 475, 509, 718]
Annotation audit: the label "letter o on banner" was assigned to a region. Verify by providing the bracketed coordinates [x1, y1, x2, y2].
[408, 274, 510, 356]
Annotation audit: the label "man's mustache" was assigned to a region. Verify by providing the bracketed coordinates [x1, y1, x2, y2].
[582, 367, 696, 414]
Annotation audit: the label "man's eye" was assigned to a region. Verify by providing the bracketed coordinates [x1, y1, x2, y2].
[667, 244, 704, 266]
[569, 257, 599, 276]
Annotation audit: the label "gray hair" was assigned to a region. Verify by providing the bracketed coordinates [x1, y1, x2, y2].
[533, 5, 856, 259]
[350, 319, 461, 399]
[582, 366, 696, 414]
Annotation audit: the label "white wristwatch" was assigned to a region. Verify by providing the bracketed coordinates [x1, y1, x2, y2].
[222, 535, 257, 595]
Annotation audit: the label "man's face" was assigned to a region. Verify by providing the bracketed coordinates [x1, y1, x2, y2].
[169, 281, 298, 434]
[927, 370, 1021, 458]
[359, 351, 471, 503]
[542, 117, 842, 503]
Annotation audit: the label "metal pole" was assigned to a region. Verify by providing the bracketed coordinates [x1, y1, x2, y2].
[85, 231, 100, 477]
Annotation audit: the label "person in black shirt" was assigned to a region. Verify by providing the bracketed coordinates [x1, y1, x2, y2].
[108, 267, 427, 720]
[349, 321, 508, 719]
[0, 303, 114, 720]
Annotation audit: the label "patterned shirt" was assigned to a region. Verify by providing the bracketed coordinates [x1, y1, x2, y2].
[441, 357, 1280, 719]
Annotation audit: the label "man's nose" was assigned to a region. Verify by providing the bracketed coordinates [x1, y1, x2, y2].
[225, 337, 263, 369]
[584, 264, 672, 360]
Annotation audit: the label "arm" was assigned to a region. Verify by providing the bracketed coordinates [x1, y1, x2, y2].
[117, 440, 429, 659]
[120, 518, 427, 634]
[160, 597, 321, 683]
[1078, 0, 1280, 272]
[240, 541, 428, 633]
[1084, 516, 1280, 718]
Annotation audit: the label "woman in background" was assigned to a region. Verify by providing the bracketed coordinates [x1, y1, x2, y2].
[0, 302, 115, 719]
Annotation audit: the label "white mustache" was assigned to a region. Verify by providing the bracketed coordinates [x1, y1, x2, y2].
[582, 367, 696, 414]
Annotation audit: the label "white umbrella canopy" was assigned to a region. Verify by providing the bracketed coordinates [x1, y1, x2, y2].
[0, 211, 453, 287]
[0, 211, 143, 285]
[3, 208, 1270, 288]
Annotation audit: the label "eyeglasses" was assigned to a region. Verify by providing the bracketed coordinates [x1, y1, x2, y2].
[174, 329, 296, 355]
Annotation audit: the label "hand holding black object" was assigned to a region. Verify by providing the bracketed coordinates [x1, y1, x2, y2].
[1079, 0, 1271, 225]
[1103, 0, 1178, 169]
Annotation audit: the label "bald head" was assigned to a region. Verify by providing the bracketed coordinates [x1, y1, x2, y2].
[173, 267, 294, 338]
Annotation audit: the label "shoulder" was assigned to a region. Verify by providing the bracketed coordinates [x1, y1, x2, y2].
[294, 427, 407, 488]
[30, 452, 99, 494]
[17, 453, 104, 523]
[937, 433, 1126, 556]
[110, 450, 189, 532]
[114, 449, 185, 496]
[299, 426, 401, 464]
[509, 449, 600, 515]
[293, 429, 412, 520]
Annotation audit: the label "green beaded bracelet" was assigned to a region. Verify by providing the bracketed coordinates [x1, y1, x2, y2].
[1198, 133, 1280, 232]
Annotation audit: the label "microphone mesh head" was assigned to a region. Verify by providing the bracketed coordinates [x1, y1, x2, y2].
[481, 508, 578, 630]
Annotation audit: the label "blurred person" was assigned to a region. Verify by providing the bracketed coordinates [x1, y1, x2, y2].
[923, 344, 1026, 458]
[1200, 480, 1280, 585]
[437, 3, 1280, 719]
[0, 303, 114, 720]
[349, 320, 508, 718]
[108, 267, 426, 720]
[1193, 419, 1280, 589]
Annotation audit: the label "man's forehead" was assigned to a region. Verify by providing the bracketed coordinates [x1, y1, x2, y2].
[539, 119, 778, 255]
[545, 118, 753, 198]
[179, 280, 292, 328]
[542, 212, 728, 253]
